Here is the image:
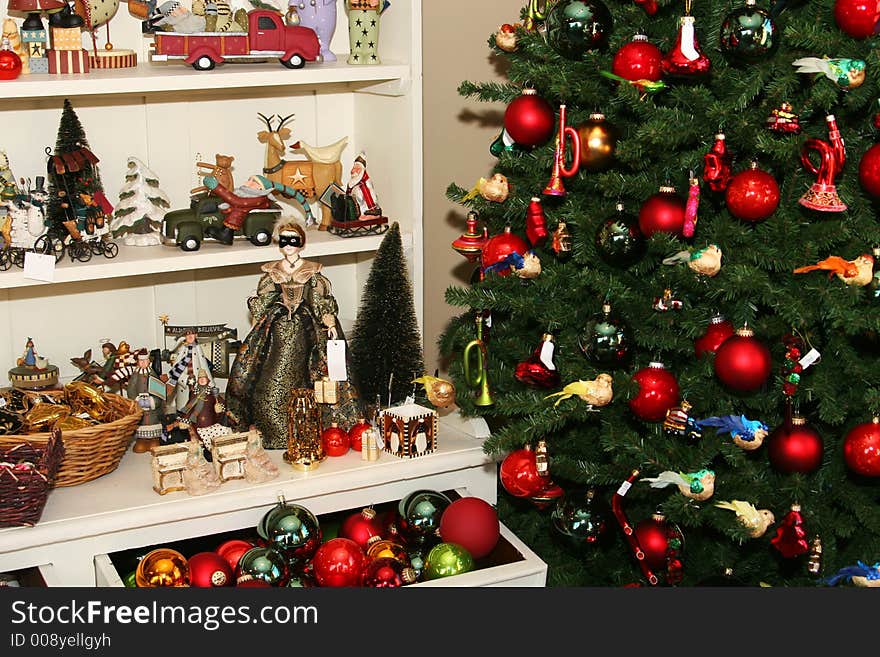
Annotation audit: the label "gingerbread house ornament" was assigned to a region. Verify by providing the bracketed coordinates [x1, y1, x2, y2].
[379, 403, 437, 458]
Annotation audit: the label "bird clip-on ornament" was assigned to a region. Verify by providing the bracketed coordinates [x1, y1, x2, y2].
[662, 244, 723, 278]
[641, 469, 716, 502]
[715, 500, 775, 538]
[792, 56, 867, 91]
[794, 253, 875, 287]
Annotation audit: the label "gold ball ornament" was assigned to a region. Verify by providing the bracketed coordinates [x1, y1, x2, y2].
[135, 549, 189, 587]
[576, 113, 617, 172]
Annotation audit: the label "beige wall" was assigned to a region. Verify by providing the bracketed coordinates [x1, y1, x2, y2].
[422, 0, 511, 374]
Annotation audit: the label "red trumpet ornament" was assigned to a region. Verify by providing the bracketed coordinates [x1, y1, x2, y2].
[543, 105, 581, 197]
[662, 5, 711, 78]
[799, 115, 847, 212]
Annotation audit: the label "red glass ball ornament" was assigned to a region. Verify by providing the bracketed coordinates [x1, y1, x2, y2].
[638, 186, 686, 238]
[236, 578, 272, 588]
[348, 418, 371, 452]
[311, 538, 367, 587]
[362, 557, 416, 587]
[499, 446, 546, 498]
[503, 88, 555, 148]
[858, 143, 880, 199]
[439, 497, 500, 560]
[628, 362, 680, 422]
[634, 515, 673, 571]
[725, 164, 780, 222]
[612, 34, 663, 84]
[834, 0, 880, 39]
[0, 46, 22, 81]
[188, 551, 234, 587]
[339, 509, 383, 550]
[215, 539, 254, 572]
[767, 417, 823, 473]
[481, 226, 530, 277]
[714, 326, 771, 392]
[843, 417, 880, 477]
[694, 314, 735, 358]
[321, 422, 350, 457]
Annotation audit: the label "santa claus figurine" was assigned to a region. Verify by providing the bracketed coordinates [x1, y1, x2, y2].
[346, 153, 383, 218]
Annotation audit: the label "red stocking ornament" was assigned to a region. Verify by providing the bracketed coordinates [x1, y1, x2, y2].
[662, 4, 711, 78]
[771, 504, 810, 558]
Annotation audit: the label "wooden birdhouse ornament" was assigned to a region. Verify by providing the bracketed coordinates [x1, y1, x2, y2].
[379, 403, 438, 458]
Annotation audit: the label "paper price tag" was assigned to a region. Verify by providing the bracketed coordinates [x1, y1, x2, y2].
[23, 252, 56, 282]
[616, 480, 633, 497]
[327, 340, 348, 381]
[799, 348, 821, 370]
[539, 340, 556, 370]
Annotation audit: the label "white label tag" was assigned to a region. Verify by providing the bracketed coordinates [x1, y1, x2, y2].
[539, 340, 556, 370]
[616, 480, 632, 497]
[484, 313, 492, 328]
[799, 348, 821, 370]
[327, 340, 347, 381]
[23, 252, 56, 282]
[404, 395, 415, 405]
[681, 20, 699, 60]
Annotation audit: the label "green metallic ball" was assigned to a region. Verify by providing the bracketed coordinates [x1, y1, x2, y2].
[719, 2, 778, 61]
[579, 302, 630, 368]
[594, 204, 645, 268]
[424, 542, 475, 580]
[545, 0, 613, 60]
[236, 547, 289, 587]
[257, 502, 321, 564]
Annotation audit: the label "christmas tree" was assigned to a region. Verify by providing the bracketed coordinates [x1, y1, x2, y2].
[440, 0, 880, 586]
[111, 157, 170, 246]
[350, 221, 425, 412]
[45, 99, 107, 236]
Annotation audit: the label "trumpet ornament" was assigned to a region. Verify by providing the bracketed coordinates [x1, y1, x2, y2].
[543, 105, 581, 197]
[462, 312, 494, 407]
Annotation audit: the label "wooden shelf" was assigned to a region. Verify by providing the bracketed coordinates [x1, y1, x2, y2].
[0, 230, 408, 289]
[0, 59, 412, 100]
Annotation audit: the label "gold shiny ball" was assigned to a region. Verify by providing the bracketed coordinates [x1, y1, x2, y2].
[427, 380, 456, 408]
[576, 114, 617, 172]
[135, 549, 190, 587]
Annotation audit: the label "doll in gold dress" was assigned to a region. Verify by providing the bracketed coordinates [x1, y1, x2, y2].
[226, 222, 362, 448]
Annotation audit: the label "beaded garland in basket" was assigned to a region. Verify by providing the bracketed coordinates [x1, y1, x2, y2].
[0, 429, 64, 527]
[0, 386, 142, 487]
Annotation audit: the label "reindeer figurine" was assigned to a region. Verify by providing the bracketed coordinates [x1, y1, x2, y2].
[257, 112, 348, 230]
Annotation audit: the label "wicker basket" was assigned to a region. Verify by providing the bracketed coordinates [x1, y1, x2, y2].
[0, 429, 65, 527]
[0, 391, 142, 487]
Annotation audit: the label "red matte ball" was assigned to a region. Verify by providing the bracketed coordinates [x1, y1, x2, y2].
[339, 510, 383, 550]
[439, 497, 500, 559]
[215, 539, 254, 572]
[843, 418, 880, 477]
[834, 0, 880, 39]
[767, 420, 823, 474]
[311, 538, 367, 587]
[499, 448, 546, 498]
[188, 552, 234, 587]
[725, 166, 780, 222]
[859, 143, 880, 198]
[628, 362, 679, 422]
[321, 424, 350, 457]
[504, 89, 555, 147]
[638, 188, 686, 238]
[612, 35, 663, 83]
[714, 331, 771, 392]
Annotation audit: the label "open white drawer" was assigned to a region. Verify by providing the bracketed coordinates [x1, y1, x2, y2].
[1, 564, 62, 588]
[94, 493, 547, 588]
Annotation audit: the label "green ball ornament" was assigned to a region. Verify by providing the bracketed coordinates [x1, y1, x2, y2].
[398, 489, 452, 546]
[594, 203, 645, 268]
[579, 302, 630, 368]
[545, 0, 613, 60]
[236, 547, 289, 586]
[720, 0, 778, 62]
[424, 542, 475, 580]
[257, 501, 322, 565]
[551, 488, 609, 548]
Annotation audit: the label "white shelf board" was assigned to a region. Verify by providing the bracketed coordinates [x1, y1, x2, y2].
[0, 229, 407, 289]
[0, 60, 411, 100]
[0, 415, 490, 555]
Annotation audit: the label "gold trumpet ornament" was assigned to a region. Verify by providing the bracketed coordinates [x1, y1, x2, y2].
[543, 104, 581, 197]
[462, 311, 494, 407]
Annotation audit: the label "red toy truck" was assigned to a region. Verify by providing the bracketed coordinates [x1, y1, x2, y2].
[150, 10, 321, 71]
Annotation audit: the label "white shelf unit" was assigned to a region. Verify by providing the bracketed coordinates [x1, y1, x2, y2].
[0, 2, 424, 385]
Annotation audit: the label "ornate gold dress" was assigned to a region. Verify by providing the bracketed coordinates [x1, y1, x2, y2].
[226, 258, 362, 448]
